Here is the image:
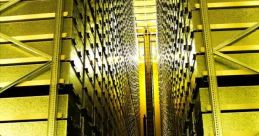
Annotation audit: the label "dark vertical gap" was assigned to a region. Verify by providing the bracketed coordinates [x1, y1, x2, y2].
[144, 31, 154, 136]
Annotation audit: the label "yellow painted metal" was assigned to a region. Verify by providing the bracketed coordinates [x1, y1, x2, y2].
[153, 63, 161, 136]
[136, 27, 156, 34]
[195, 1, 259, 9]
[134, 0, 155, 7]
[0, 121, 68, 136]
[0, 79, 65, 88]
[0, 33, 67, 43]
[135, 6, 156, 14]
[138, 62, 146, 136]
[201, 70, 257, 77]
[135, 13, 156, 21]
[200, 0, 222, 135]
[200, 86, 259, 112]
[0, 62, 83, 99]
[200, 45, 259, 53]
[0, 95, 69, 121]
[136, 21, 156, 27]
[202, 112, 259, 136]
[196, 23, 259, 30]
[0, 12, 68, 22]
[137, 35, 156, 42]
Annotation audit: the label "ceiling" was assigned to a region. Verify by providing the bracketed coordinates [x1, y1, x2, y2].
[133, 0, 157, 63]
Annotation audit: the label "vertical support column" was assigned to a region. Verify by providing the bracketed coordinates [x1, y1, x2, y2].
[144, 30, 154, 136]
[199, 0, 223, 135]
[47, 0, 63, 135]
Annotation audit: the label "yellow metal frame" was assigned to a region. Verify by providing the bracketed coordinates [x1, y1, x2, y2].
[0, 1, 52, 94]
[195, 1, 259, 9]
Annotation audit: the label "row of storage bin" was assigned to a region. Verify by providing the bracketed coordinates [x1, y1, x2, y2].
[157, 0, 259, 135]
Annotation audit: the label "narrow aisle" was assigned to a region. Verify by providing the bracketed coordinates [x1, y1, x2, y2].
[133, 0, 161, 135]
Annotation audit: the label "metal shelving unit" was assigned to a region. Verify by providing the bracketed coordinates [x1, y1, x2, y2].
[0, 0, 139, 136]
[157, 0, 259, 135]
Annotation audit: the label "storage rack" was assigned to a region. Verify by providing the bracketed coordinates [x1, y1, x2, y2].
[157, 0, 259, 135]
[0, 0, 139, 136]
